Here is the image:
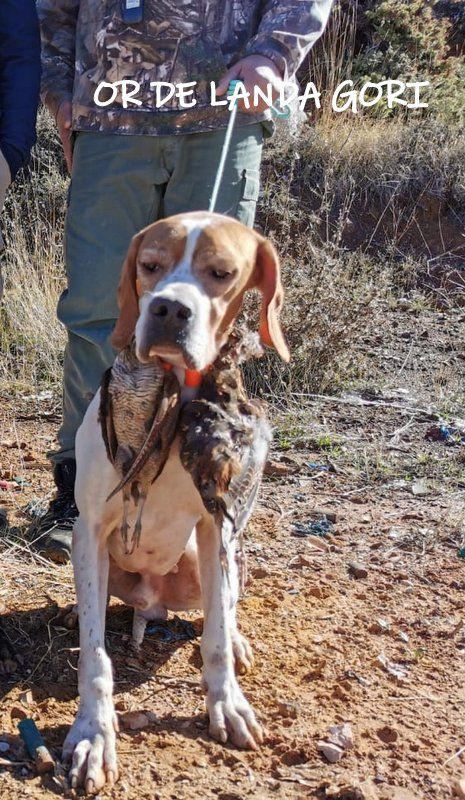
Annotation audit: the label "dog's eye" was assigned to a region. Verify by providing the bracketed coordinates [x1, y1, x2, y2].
[210, 268, 230, 280]
[143, 262, 160, 273]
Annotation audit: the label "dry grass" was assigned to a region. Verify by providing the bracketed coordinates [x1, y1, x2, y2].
[0, 107, 463, 401]
[0, 109, 67, 391]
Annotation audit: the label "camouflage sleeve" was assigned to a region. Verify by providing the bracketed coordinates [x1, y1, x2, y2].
[37, 0, 80, 118]
[245, 0, 333, 80]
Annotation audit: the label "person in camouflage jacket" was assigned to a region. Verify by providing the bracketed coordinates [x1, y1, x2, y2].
[35, 0, 333, 561]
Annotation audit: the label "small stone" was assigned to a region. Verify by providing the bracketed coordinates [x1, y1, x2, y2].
[251, 566, 269, 579]
[379, 788, 422, 800]
[289, 554, 313, 568]
[276, 700, 298, 719]
[119, 711, 150, 730]
[19, 690, 33, 707]
[314, 508, 338, 524]
[325, 780, 378, 800]
[377, 725, 399, 744]
[306, 535, 330, 552]
[317, 740, 344, 763]
[327, 722, 355, 749]
[376, 652, 408, 682]
[348, 561, 368, 579]
[308, 585, 323, 599]
[0, 742, 10, 752]
[411, 478, 428, 497]
[264, 459, 299, 476]
[369, 618, 391, 634]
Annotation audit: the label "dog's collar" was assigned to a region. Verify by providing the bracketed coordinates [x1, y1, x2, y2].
[160, 360, 204, 388]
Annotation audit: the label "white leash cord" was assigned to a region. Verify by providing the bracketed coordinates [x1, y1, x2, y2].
[208, 80, 240, 213]
[208, 79, 288, 214]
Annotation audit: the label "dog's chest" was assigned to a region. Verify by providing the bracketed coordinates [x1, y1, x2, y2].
[107, 441, 204, 576]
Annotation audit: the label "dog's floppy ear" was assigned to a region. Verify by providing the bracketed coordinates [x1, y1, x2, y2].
[111, 231, 145, 350]
[252, 235, 290, 362]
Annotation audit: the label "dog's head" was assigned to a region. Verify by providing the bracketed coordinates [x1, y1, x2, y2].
[112, 211, 290, 370]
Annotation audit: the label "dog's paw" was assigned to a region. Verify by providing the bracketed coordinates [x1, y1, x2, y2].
[63, 706, 118, 794]
[231, 631, 254, 675]
[206, 679, 263, 750]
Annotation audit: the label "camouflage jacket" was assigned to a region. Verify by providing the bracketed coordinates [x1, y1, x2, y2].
[38, 0, 332, 136]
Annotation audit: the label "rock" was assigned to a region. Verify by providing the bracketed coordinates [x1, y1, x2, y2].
[314, 508, 339, 524]
[119, 711, 150, 730]
[306, 535, 330, 552]
[251, 566, 269, 579]
[0, 742, 10, 753]
[324, 780, 378, 800]
[411, 479, 428, 497]
[264, 459, 299, 476]
[317, 740, 344, 763]
[369, 619, 391, 634]
[289, 554, 313, 568]
[454, 778, 465, 799]
[378, 787, 422, 800]
[328, 722, 355, 749]
[19, 690, 33, 707]
[308, 585, 323, 599]
[276, 700, 298, 719]
[377, 725, 398, 744]
[348, 561, 368, 579]
[376, 652, 408, 682]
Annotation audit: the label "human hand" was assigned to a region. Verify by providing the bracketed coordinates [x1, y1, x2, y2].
[216, 55, 284, 114]
[56, 99, 73, 174]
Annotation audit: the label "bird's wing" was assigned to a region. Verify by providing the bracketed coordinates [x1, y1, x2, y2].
[99, 367, 118, 465]
[220, 414, 271, 535]
[180, 401, 271, 535]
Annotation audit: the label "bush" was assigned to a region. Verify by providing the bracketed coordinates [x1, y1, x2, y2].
[304, 0, 465, 123]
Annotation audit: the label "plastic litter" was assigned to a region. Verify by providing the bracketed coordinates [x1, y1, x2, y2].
[13, 477, 30, 487]
[292, 517, 333, 538]
[425, 423, 465, 445]
[145, 616, 197, 642]
[17, 719, 55, 774]
[306, 462, 331, 472]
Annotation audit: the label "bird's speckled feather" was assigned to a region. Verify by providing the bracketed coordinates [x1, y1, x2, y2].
[99, 330, 271, 565]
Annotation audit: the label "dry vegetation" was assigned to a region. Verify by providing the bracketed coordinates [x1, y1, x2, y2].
[1, 2, 465, 798]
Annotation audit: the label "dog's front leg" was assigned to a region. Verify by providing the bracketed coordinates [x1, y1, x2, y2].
[196, 516, 263, 750]
[63, 516, 118, 793]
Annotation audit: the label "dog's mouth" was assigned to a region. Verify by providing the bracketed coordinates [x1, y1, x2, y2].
[148, 344, 193, 369]
[136, 337, 199, 370]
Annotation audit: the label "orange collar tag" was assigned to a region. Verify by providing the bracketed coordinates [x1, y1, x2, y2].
[184, 369, 203, 388]
[160, 360, 202, 387]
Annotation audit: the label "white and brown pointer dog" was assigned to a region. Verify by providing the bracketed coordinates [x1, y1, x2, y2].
[65, 211, 289, 792]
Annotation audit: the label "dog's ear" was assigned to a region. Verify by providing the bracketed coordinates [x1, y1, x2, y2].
[252, 235, 290, 362]
[111, 231, 145, 350]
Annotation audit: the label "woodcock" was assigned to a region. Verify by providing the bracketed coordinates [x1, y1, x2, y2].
[99, 328, 271, 569]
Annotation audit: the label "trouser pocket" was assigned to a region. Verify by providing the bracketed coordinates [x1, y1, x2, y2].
[235, 167, 261, 228]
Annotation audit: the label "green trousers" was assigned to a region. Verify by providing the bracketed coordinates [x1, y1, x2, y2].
[54, 123, 264, 463]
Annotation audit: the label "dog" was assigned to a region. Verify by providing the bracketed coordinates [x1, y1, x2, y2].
[64, 211, 289, 792]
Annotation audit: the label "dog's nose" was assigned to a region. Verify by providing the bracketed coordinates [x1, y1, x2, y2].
[149, 298, 192, 326]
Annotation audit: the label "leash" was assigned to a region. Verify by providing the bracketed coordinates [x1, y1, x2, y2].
[208, 79, 289, 214]
[209, 80, 242, 213]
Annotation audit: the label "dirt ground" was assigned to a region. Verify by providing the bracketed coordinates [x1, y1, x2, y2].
[1, 300, 465, 799]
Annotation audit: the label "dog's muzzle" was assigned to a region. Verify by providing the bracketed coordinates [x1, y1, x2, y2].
[137, 297, 194, 362]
